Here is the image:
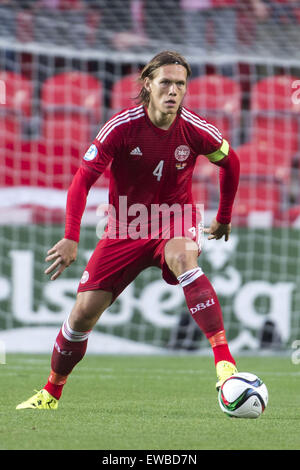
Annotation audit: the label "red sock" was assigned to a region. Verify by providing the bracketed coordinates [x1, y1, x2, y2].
[44, 369, 68, 400]
[178, 268, 235, 365]
[207, 330, 235, 365]
[44, 319, 91, 400]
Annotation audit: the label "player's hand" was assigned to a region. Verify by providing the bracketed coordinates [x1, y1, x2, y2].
[204, 218, 231, 242]
[44, 238, 78, 281]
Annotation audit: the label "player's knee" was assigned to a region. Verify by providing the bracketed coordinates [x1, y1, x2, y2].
[70, 290, 112, 328]
[166, 250, 196, 278]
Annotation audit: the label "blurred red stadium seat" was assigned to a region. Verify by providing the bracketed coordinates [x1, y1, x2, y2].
[236, 141, 293, 184]
[0, 115, 22, 141]
[41, 112, 92, 151]
[191, 181, 210, 209]
[0, 70, 33, 141]
[109, 72, 140, 114]
[192, 155, 221, 211]
[2, 138, 109, 191]
[233, 176, 284, 222]
[184, 74, 242, 144]
[41, 71, 103, 121]
[283, 206, 300, 226]
[194, 154, 218, 181]
[2, 139, 80, 189]
[0, 70, 33, 117]
[41, 71, 103, 147]
[250, 75, 300, 155]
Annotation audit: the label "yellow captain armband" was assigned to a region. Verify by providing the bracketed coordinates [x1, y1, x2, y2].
[205, 139, 229, 163]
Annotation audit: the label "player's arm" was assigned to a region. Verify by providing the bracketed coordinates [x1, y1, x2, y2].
[45, 166, 100, 280]
[204, 140, 240, 241]
[45, 135, 114, 280]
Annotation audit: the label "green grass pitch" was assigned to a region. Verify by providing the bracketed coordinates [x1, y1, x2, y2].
[1, 354, 300, 450]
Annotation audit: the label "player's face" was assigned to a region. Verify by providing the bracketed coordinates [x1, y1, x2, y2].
[145, 64, 187, 116]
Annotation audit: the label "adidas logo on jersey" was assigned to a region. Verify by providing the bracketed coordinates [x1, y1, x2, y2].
[130, 147, 143, 156]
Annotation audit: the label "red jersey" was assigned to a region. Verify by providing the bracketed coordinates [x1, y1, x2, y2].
[83, 105, 224, 214]
[65, 105, 239, 242]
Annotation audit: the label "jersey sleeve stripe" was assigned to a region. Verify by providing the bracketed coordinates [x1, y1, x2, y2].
[97, 110, 145, 143]
[96, 106, 144, 141]
[180, 111, 222, 144]
[96, 104, 143, 136]
[182, 107, 222, 138]
[96, 105, 144, 142]
[181, 107, 222, 141]
[205, 138, 229, 162]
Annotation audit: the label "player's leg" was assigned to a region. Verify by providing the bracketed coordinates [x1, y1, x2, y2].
[43, 289, 112, 401]
[17, 236, 153, 409]
[68, 289, 113, 331]
[164, 237, 237, 388]
[16, 289, 112, 409]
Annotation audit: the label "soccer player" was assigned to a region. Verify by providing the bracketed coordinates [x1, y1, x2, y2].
[17, 50, 240, 410]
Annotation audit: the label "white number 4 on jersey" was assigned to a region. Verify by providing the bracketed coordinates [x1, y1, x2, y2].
[153, 160, 164, 181]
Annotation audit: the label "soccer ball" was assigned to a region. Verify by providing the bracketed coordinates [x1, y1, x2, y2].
[218, 372, 268, 419]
